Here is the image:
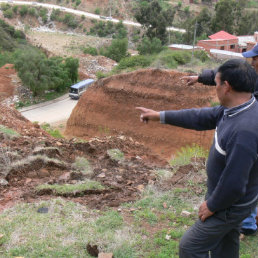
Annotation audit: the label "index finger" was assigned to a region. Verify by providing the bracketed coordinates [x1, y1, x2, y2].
[180, 76, 190, 80]
[136, 107, 147, 112]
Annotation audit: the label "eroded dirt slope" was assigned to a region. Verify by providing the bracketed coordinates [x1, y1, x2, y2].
[65, 69, 218, 160]
[0, 103, 169, 211]
[0, 64, 16, 102]
[0, 68, 215, 212]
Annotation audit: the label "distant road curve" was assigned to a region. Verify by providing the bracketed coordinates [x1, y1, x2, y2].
[19, 94, 77, 124]
[0, 0, 186, 33]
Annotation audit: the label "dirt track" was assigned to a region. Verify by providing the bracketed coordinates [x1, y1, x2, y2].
[65, 68, 218, 160]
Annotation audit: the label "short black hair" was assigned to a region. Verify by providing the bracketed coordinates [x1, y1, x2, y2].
[218, 59, 257, 93]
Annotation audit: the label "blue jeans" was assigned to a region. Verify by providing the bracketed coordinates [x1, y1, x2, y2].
[241, 207, 257, 231]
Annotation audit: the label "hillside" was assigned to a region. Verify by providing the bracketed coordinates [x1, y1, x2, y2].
[1, 67, 257, 257]
[65, 68, 218, 159]
[0, 64, 16, 102]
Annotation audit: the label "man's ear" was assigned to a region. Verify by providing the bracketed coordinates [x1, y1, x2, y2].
[224, 81, 233, 93]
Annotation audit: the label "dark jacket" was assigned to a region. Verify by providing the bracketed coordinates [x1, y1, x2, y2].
[161, 96, 258, 212]
[198, 69, 258, 97]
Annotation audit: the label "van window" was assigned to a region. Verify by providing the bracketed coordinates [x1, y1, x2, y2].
[69, 88, 78, 94]
[79, 86, 86, 92]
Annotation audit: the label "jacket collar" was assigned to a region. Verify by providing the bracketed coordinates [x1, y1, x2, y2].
[224, 95, 256, 117]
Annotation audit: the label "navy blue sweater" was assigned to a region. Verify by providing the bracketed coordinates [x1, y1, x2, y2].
[161, 97, 258, 212]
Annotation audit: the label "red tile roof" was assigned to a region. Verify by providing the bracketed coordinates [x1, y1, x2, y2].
[209, 31, 238, 40]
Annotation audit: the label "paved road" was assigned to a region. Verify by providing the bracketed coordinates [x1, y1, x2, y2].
[20, 94, 77, 124]
[0, 0, 186, 33]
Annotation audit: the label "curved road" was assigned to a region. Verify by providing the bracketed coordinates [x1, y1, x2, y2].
[5, 0, 185, 123]
[20, 94, 77, 124]
[0, 0, 186, 33]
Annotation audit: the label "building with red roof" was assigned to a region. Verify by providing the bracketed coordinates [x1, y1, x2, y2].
[208, 31, 238, 41]
[197, 30, 239, 52]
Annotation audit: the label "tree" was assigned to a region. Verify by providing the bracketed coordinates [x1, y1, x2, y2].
[64, 57, 79, 83]
[114, 21, 127, 39]
[137, 37, 163, 55]
[19, 5, 28, 16]
[14, 48, 49, 95]
[134, 0, 175, 44]
[102, 38, 128, 62]
[196, 8, 212, 37]
[211, 0, 246, 34]
[236, 11, 258, 35]
[14, 48, 78, 96]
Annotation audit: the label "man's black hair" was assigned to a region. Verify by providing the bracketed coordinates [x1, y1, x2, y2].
[218, 59, 257, 92]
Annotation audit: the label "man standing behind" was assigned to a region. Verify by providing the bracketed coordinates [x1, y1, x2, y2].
[183, 44, 258, 93]
[182, 44, 258, 236]
[137, 59, 258, 257]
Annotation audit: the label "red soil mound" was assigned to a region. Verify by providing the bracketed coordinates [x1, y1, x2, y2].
[0, 64, 16, 101]
[65, 69, 218, 160]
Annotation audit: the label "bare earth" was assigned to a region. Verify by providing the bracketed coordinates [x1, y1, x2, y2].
[65, 68, 218, 160]
[0, 63, 217, 212]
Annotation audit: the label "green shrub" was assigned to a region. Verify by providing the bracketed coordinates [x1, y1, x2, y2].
[42, 15, 48, 24]
[12, 5, 18, 14]
[36, 181, 105, 194]
[156, 49, 179, 68]
[137, 37, 163, 55]
[184, 6, 190, 13]
[170, 144, 208, 167]
[50, 9, 61, 21]
[41, 123, 64, 138]
[193, 50, 209, 62]
[72, 157, 92, 174]
[75, 0, 81, 6]
[28, 7, 37, 17]
[247, 0, 258, 8]
[0, 3, 11, 12]
[96, 71, 107, 79]
[14, 30, 25, 39]
[63, 14, 77, 28]
[0, 52, 15, 67]
[107, 149, 124, 161]
[169, 50, 191, 64]
[102, 38, 128, 62]
[117, 55, 151, 70]
[19, 5, 28, 16]
[94, 7, 100, 14]
[39, 7, 47, 17]
[89, 20, 127, 39]
[113, 21, 127, 39]
[3, 9, 13, 19]
[83, 46, 98, 56]
[0, 125, 20, 139]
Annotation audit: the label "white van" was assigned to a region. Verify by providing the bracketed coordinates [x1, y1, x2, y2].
[69, 79, 95, 99]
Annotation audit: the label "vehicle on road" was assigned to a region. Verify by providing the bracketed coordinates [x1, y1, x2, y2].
[99, 15, 112, 20]
[69, 79, 95, 99]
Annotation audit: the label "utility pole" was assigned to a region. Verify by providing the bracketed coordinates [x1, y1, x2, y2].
[192, 21, 198, 60]
[109, 0, 112, 17]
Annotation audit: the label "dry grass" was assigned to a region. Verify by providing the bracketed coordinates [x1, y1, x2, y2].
[27, 30, 111, 57]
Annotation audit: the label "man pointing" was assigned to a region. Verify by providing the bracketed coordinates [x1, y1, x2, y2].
[137, 59, 258, 257]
